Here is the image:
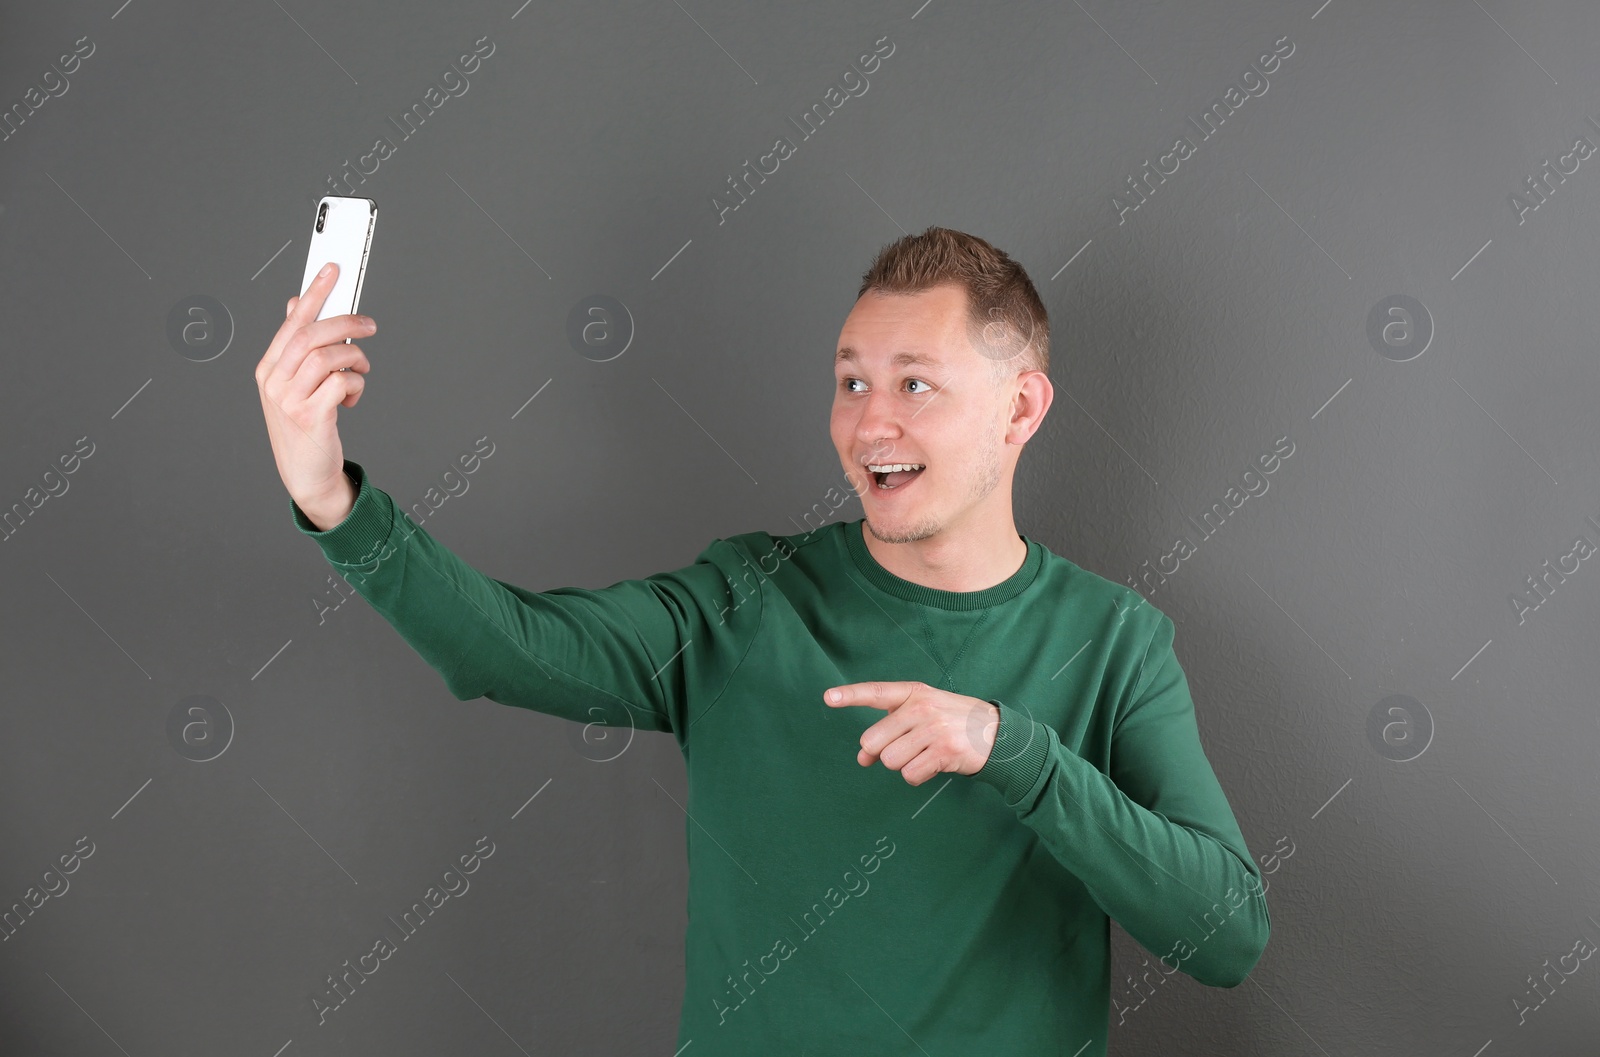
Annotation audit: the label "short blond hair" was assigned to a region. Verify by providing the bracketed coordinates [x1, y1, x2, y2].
[856, 226, 1049, 387]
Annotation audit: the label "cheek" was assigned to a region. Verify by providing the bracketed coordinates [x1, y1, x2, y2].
[829, 407, 852, 444]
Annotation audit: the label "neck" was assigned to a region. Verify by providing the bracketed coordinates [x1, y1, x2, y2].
[860, 517, 1028, 593]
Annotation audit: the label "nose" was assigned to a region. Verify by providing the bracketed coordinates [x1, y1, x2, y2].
[853, 387, 902, 452]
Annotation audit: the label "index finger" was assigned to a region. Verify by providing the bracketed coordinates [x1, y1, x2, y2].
[293, 261, 340, 326]
[260, 262, 342, 380]
[823, 681, 920, 709]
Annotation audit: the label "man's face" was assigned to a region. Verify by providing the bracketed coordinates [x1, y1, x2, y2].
[830, 283, 1015, 545]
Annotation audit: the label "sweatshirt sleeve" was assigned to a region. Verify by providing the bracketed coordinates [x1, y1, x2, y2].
[969, 612, 1270, 987]
[290, 460, 760, 744]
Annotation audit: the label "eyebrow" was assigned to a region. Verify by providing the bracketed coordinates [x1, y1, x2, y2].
[834, 346, 946, 370]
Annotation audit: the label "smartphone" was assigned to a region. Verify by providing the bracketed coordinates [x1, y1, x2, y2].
[298, 195, 377, 343]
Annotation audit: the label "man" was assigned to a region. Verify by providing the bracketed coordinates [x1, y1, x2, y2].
[256, 226, 1269, 1054]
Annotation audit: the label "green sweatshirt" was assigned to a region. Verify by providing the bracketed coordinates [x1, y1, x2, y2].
[293, 460, 1269, 1055]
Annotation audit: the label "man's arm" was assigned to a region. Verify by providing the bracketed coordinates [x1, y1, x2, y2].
[970, 613, 1270, 987]
[292, 459, 761, 740]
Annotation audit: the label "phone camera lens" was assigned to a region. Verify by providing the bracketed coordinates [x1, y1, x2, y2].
[315, 202, 328, 233]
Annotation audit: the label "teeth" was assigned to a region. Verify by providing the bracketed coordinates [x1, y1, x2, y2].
[867, 463, 924, 472]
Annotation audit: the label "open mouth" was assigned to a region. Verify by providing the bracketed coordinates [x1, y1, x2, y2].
[868, 463, 925, 492]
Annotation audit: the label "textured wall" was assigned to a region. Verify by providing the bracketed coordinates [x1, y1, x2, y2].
[2, 0, 1597, 1053]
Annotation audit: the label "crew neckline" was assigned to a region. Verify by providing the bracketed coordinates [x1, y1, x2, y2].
[842, 519, 1043, 611]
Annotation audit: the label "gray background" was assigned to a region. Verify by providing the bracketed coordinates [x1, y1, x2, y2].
[2, 0, 1597, 1054]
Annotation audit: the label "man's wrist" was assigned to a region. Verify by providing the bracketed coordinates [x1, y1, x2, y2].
[973, 699, 1052, 806]
[296, 472, 356, 532]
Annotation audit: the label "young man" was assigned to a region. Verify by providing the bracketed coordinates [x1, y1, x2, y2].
[258, 226, 1269, 1054]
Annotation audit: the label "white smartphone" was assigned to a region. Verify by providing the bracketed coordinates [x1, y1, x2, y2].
[298, 195, 377, 343]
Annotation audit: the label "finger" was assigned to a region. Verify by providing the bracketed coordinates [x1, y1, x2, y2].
[293, 261, 340, 325]
[338, 369, 368, 408]
[870, 725, 934, 773]
[256, 338, 369, 429]
[899, 745, 950, 787]
[275, 314, 372, 401]
[306, 369, 363, 428]
[285, 337, 371, 403]
[261, 263, 342, 382]
[315, 338, 373, 374]
[858, 709, 920, 764]
[825, 681, 919, 710]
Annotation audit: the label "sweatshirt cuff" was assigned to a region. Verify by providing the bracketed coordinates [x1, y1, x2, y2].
[290, 459, 397, 567]
[972, 699, 1052, 806]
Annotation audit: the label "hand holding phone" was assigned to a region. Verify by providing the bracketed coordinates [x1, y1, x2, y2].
[255, 197, 379, 530]
[298, 195, 377, 337]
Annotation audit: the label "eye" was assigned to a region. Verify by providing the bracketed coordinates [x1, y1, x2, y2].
[837, 377, 933, 394]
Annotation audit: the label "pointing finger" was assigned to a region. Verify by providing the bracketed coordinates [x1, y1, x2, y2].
[292, 261, 340, 326]
[823, 681, 921, 710]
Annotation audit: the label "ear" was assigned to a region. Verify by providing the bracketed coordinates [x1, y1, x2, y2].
[1007, 371, 1053, 444]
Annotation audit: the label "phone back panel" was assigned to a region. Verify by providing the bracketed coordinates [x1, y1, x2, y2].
[299, 196, 377, 322]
